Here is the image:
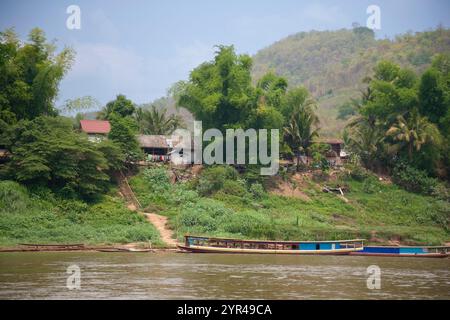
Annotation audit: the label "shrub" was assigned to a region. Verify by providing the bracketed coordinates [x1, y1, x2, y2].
[392, 163, 437, 195]
[249, 183, 266, 199]
[170, 185, 199, 205]
[177, 198, 234, 233]
[143, 167, 171, 192]
[196, 165, 239, 195]
[222, 210, 274, 238]
[221, 179, 248, 197]
[431, 184, 450, 202]
[429, 201, 450, 231]
[191, 198, 233, 219]
[56, 199, 89, 223]
[345, 164, 371, 181]
[0, 180, 29, 212]
[178, 210, 217, 232]
[241, 165, 265, 184]
[362, 176, 381, 194]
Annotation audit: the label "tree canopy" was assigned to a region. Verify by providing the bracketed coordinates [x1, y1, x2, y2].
[97, 94, 136, 120]
[345, 57, 449, 178]
[177, 45, 257, 131]
[0, 116, 117, 199]
[176, 45, 320, 171]
[0, 28, 74, 125]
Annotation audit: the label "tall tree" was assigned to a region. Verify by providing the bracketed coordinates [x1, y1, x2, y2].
[282, 89, 319, 171]
[98, 94, 136, 120]
[419, 68, 449, 124]
[419, 54, 450, 127]
[108, 114, 142, 163]
[0, 28, 74, 123]
[256, 72, 288, 109]
[177, 45, 254, 130]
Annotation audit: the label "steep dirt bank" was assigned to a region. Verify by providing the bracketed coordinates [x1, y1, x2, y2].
[117, 170, 177, 248]
[143, 213, 177, 247]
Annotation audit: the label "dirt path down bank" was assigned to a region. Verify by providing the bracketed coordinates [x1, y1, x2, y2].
[143, 213, 178, 248]
[117, 171, 178, 248]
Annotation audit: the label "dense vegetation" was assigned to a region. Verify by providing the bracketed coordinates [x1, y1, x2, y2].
[130, 165, 449, 245]
[252, 27, 450, 137]
[344, 56, 450, 184]
[175, 45, 330, 166]
[1, 116, 125, 199]
[0, 29, 161, 245]
[0, 180, 162, 246]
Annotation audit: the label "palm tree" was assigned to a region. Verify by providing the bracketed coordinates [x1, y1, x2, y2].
[346, 118, 386, 171]
[283, 105, 320, 171]
[346, 85, 376, 129]
[135, 106, 184, 135]
[386, 109, 442, 161]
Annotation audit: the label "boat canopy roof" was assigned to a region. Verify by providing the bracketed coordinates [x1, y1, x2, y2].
[365, 245, 449, 249]
[185, 235, 365, 244]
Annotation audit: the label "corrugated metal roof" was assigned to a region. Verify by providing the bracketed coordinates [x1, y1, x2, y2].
[137, 135, 169, 149]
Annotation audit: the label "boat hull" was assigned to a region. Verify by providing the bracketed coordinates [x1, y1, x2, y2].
[177, 244, 362, 255]
[349, 245, 449, 258]
[349, 252, 448, 258]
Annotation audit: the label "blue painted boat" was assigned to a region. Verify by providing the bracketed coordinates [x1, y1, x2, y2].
[349, 245, 449, 258]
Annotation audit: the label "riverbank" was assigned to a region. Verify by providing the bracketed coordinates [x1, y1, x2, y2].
[0, 181, 165, 247]
[129, 165, 449, 246]
[1, 166, 449, 248]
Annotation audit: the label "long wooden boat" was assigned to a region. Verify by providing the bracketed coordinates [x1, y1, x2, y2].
[96, 248, 154, 253]
[349, 245, 449, 258]
[177, 235, 365, 255]
[17, 243, 86, 251]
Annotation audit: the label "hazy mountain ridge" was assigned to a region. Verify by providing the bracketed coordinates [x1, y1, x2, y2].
[252, 27, 450, 137]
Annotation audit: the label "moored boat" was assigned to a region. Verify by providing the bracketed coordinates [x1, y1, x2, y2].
[349, 245, 449, 258]
[177, 235, 365, 255]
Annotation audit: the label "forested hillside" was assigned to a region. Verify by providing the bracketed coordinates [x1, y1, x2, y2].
[252, 27, 450, 136]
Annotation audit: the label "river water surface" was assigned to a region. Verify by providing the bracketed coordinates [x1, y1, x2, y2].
[0, 252, 449, 299]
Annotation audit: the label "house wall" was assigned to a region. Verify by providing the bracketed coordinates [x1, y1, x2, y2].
[329, 143, 342, 155]
[142, 147, 169, 155]
[87, 134, 107, 143]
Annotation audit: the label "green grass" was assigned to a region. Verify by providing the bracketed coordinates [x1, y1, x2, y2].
[129, 166, 449, 245]
[0, 180, 163, 246]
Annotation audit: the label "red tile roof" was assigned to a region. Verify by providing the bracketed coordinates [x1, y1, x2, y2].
[80, 120, 111, 134]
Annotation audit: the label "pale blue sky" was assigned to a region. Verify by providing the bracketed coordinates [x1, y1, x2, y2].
[1, 0, 449, 106]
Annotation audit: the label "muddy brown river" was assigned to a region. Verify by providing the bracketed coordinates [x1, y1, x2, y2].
[0, 252, 449, 299]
